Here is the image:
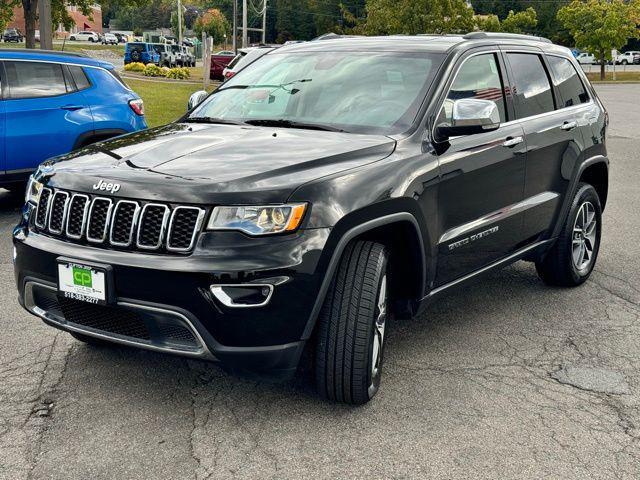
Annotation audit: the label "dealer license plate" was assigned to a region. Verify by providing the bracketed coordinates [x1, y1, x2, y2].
[57, 261, 107, 305]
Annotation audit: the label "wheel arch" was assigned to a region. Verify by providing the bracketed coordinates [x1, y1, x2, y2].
[552, 155, 609, 238]
[301, 209, 428, 341]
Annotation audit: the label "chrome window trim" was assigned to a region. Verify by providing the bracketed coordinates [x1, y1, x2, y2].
[86, 196, 114, 244]
[47, 190, 70, 235]
[166, 206, 205, 252]
[65, 194, 90, 239]
[109, 200, 141, 247]
[136, 203, 170, 250]
[34, 187, 53, 229]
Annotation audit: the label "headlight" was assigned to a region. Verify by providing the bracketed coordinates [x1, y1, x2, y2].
[25, 176, 43, 205]
[207, 204, 307, 235]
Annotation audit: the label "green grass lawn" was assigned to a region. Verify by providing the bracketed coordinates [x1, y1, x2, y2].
[586, 71, 640, 82]
[126, 78, 214, 128]
[0, 41, 124, 55]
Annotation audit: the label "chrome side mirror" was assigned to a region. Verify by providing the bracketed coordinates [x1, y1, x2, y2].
[436, 98, 501, 141]
[187, 90, 209, 111]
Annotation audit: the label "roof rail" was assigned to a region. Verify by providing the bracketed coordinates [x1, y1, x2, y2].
[0, 48, 88, 58]
[463, 32, 552, 44]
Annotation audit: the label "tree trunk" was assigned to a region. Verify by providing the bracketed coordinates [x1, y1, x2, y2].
[23, 0, 37, 49]
[600, 51, 606, 81]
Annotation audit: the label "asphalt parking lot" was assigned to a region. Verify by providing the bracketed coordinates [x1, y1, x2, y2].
[1, 84, 639, 480]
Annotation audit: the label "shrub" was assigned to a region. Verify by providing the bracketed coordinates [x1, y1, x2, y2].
[142, 64, 164, 77]
[165, 67, 191, 80]
[124, 62, 145, 72]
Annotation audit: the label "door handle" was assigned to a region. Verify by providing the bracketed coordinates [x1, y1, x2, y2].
[560, 121, 578, 131]
[60, 105, 83, 111]
[502, 136, 523, 148]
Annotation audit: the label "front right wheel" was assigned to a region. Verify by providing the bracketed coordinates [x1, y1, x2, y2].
[315, 240, 389, 405]
[536, 182, 602, 286]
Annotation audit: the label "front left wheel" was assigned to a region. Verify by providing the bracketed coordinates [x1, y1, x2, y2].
[315, 240, 389, 405]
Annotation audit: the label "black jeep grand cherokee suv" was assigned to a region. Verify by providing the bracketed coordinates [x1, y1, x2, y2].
[14, 33, 608, 404]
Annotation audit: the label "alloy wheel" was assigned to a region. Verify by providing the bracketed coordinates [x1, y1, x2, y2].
[368, 274, 387, 397]
[572, 201, 597, 272]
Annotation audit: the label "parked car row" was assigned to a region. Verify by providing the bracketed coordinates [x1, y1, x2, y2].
[577, 50, 640, 65]
[210, 46, 276, 82]
[125, 42, 195, 67]
[0, 48, 146, 190]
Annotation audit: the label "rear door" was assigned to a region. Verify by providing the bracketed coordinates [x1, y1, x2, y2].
[433, 49, 527, 286]
[3, 60, 93, 173]
[503, 50, 585, 242]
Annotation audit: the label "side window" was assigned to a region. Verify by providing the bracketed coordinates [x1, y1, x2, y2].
[69, 65, 91, 91]
[546, 55, 589, 107]
[506, 53, 555, 118]
[439, 53, 507, 126]
[4, 61, 68, 99]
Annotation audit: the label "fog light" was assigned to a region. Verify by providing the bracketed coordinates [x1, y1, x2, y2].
[210, 284, 274, 308]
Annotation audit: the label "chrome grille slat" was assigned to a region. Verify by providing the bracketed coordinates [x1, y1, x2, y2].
[65, 194, 90, 239]
[109, 200, 140, 247]
[47, 191, 70, 235]
[32, 188, 203, 254]
[136, 204, 170, 250]
[86, 197, 114, 243]
[167, 207, 205, 252]
[34, 188, 52, 229]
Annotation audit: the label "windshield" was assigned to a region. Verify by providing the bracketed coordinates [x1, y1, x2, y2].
[189, 50, 443, 134]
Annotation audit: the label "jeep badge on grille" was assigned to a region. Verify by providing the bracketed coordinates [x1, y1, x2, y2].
[92, 180, 120, 194]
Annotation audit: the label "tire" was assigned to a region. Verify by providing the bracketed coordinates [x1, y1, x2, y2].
[70, 36, 76, 41]
[622, 60, 628, 65]
[315, 240, 389, 405]
[70, 332, 111, 347]
[536, 183, 602, 287]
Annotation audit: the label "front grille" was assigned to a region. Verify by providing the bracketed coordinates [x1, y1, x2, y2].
[32, 188, 204, 254]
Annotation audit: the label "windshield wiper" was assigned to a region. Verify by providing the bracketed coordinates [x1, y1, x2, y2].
[185, 117, 246, 125]
[220, 78, 313, 92]
[244, 119, 346, 132]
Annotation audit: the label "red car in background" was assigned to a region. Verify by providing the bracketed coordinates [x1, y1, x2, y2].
[210, 50, 236, 80]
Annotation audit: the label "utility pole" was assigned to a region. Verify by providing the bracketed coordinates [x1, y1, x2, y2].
[261, 0, 267, 44]
[242, 0, 248, 48]
[39, 0, 53, 50]
[177, 0, 183, 44]
[232, 0, 237, 53]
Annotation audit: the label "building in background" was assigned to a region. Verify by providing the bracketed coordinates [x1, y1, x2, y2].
[7, 4, 102, 38]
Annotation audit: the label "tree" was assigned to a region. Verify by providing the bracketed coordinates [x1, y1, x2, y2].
[501, 7, 537, 34]
[364, 0, 475, 35]
[558, 0, 640, 80]
[194, 8, 229, 45]
[0, 1, 20, 34]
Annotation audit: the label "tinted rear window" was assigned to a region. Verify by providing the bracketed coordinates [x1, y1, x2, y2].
[547, 56, 589, 108]
[507, 53, 555, 118]
[4, 61, 69, 99]
[128, 43, 146, 52]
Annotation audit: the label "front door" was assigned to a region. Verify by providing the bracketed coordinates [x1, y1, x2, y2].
[433, 51, 527, 286]
[2, 60, 92, 175]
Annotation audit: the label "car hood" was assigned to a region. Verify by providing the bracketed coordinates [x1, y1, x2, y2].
[44, 123, 396, 204]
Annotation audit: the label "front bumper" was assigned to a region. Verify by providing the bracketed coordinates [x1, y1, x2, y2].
[13, 208, 331, 377]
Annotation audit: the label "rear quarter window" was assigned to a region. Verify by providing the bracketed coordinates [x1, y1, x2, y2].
[547, 55, 589, 108]
[68, 65, 91, 91]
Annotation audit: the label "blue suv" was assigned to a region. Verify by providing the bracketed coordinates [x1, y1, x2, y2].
[124, 43, 160, 65]
[0, 49, 147, 190]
